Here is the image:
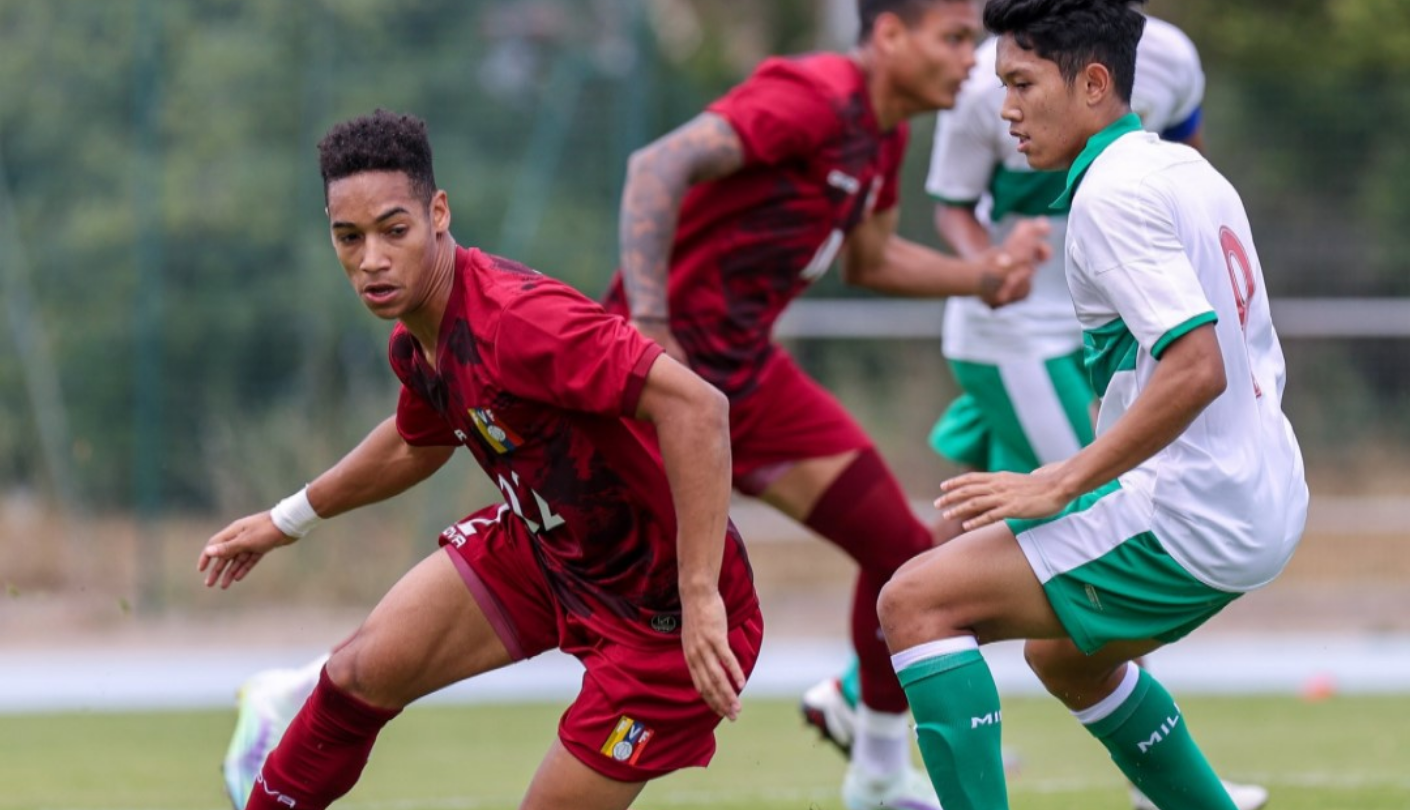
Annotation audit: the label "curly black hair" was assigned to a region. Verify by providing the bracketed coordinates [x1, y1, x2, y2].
[317, 109, 437, 204]
[983, 0, 1146, 104]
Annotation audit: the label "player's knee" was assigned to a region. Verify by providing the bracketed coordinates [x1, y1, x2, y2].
[324, 628, 396, 706]
[877, 568, 950, 650]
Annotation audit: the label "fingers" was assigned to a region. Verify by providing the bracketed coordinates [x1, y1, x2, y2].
[935, 473, 1000, 523]
[686, 634, 743, 721]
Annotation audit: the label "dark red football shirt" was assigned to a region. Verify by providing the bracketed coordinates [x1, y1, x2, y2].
[392, 246, 756, 643]
[603, 52, 909, 398]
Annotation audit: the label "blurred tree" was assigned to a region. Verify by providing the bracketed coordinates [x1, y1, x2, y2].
[0, 0, 1405, 511]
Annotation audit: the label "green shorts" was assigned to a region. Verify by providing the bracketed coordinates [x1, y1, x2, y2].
[1008, 481, 1241, 655]
[929, 351, 1095, 473]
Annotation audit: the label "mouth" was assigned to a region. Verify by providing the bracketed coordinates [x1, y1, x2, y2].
[1011, 130, 1030, 152]
[361, 283, 399, 306]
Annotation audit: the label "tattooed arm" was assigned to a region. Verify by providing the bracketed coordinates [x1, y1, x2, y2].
[840, 207, 1050, 307]
[619, 112, 745, 360]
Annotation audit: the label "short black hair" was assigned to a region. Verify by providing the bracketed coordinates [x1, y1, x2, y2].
[857, 0, 964, 43]
[317, 109, 437, 204]
[983, 0, 1145, 103]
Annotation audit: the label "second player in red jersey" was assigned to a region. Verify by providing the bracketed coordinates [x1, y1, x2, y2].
[603, 2, 1051, 808]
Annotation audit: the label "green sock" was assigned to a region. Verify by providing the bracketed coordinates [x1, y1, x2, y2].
[839, 657, 861, 709]
[1084, 669, 1236, 809]
[898, 648, 1009, 810]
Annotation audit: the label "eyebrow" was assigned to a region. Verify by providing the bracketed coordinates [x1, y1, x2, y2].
[331, 206, 410, 230]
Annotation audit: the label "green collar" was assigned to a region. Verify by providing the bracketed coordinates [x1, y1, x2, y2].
[1050, 112, 1143, 212]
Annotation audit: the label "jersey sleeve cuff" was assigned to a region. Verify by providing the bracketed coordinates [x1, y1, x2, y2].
[620, 342, 666, 416]
[1151, 311, 1218, 359]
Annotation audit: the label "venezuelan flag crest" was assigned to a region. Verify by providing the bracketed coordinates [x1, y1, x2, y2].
[467, 407, 523, 454]
[600, 715, 654, 764]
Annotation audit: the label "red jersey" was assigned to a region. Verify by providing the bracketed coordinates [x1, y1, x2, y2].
[603, 53, 909, 399]
[392, 246, 757, 643]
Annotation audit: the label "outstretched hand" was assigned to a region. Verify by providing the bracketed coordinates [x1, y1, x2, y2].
[681, 591, 745, 721]
[197, 512, 297, 589]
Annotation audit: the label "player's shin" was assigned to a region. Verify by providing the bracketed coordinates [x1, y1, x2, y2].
[1079, 666, 1237, 810]
[248, 668, 400, 810]
[893, 637, 1009, 810]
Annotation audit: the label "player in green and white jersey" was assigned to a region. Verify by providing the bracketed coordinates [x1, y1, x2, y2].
[802, 11, 1275, 809]
[877, 1, 1309, 808]
[925, 9, 1204, 478]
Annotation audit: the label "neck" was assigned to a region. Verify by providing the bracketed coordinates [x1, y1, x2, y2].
[403, 233, 457, 363]
[851, 47, 907, 131]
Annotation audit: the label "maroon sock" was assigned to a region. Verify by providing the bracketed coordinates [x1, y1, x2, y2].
[247, 667, 401, 810]
[804, 448, 932, 713]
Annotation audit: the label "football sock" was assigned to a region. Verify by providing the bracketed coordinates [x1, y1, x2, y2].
[804, 448, 932, 713]
[852, 704, 912, 777]
[894, 637, 1009, 810]
[247, 667, 400, 810]
[839, 656, 861, 709]
[1079, 666, 1237, 810]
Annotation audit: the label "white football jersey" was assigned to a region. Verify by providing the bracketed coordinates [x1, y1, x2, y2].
[1063, 120, 1307, 592]
[926, 17, 1206, 364]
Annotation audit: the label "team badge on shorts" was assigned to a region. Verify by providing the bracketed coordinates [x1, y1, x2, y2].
[600, 715, 654, 764]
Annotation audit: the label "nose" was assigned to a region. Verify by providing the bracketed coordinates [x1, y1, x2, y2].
[360, 236, 392, 274]
[1000, 89, 1021, 123]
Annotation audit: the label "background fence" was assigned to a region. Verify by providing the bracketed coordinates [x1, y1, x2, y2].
[0, 0, 1406, 639]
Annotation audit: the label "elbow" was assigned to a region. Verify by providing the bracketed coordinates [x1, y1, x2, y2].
[625, 144, 660, 184]
[623, 145, 665, 189]
[839, 254, 879, 289]
[1194, 354, 1227, 407]
[698, 382, 730, 432]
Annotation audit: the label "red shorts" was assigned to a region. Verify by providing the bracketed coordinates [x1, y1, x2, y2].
[729, 349, 872, 495]
[439, 509, 765, 782]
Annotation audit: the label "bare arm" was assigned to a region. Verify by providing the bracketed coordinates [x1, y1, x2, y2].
[199, 417, 454, 587]
[939, 325, 1226, 529]
[840, 208, 1050, 304]
[619, 113, 744, 356]
[634, 353, 743, 720]
[934, 203, 995, 259]
[305, 416, 455, 518]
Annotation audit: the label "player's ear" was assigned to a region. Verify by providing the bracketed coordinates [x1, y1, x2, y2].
[430, 189, 451, 234]
[872, 11, 908, 55]
[1082, 61, 1114, 107]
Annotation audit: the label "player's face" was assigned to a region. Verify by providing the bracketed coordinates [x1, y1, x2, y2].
[888, 1, 982, 113]
[326, 171, 449, 321]
[995, 35, 1088, 171]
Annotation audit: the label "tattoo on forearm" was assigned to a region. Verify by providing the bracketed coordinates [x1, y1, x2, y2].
[620, 113, 744, 321]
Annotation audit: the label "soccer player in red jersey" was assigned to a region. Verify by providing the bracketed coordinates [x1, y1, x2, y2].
[600, 2, 1048, 808]
[198, 109, 762, 810]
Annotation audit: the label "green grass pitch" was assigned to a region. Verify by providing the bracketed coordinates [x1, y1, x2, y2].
[2, 695, 1407, 809]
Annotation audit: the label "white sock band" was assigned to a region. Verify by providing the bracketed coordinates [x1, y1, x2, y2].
[1073, 662, 1141, 725]
[270, 486, 322, 539]
[890, 636, 979, 673]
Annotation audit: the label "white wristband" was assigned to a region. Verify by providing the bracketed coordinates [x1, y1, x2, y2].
[270, 486, 323, 539]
